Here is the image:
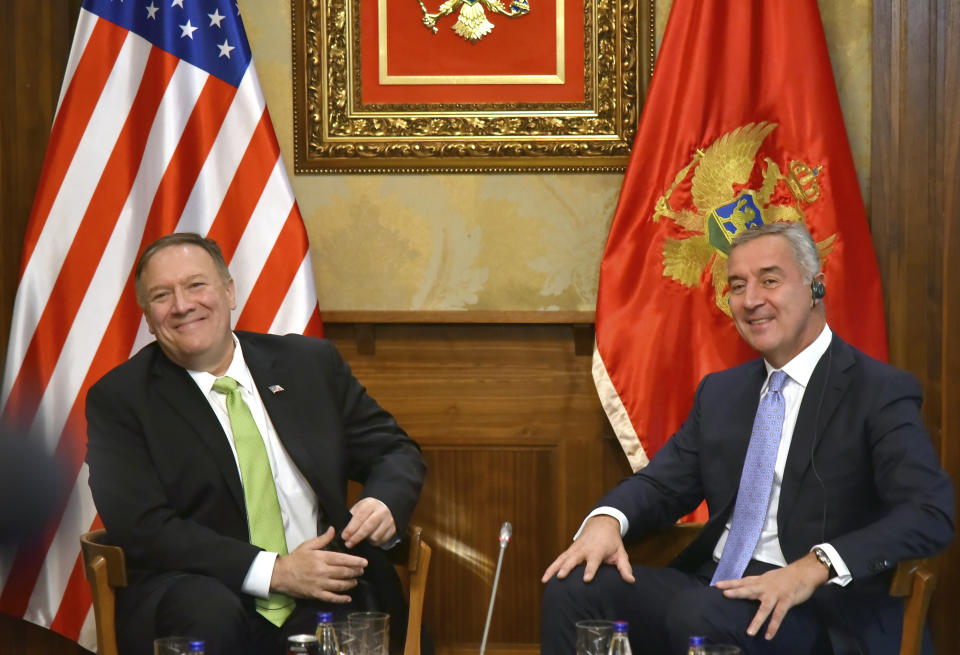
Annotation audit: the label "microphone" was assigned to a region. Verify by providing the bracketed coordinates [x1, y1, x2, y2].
[479, 522, 512, 655]
[499, 522, 512, 545]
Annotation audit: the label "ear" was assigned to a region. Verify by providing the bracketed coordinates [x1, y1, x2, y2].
[227, 278, 237, 311]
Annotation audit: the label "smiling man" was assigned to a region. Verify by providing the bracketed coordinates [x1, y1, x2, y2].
[86, 233, 426, 655]
[540, 222, 954, 655]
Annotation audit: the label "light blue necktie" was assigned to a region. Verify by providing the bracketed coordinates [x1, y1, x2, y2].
[711, 370, 788, 585]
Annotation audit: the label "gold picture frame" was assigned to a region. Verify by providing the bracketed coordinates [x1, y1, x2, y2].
[292, 0, 656, 173]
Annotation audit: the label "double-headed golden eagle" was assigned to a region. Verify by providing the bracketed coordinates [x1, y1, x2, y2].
[420, 0, 530, 42]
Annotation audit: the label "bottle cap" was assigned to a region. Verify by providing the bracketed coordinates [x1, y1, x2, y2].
[613, 620, 628, 633]
[187, 640, 205, 652]
[689, 635, 706, 645]
[316, 611, 334, 623]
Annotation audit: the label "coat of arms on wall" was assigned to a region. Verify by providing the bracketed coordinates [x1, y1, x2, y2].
[418, 0, 530, 42]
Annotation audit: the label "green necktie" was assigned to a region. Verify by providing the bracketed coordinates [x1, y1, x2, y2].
[212, 376, 295, 626]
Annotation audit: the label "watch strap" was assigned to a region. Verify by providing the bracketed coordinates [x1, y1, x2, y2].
[813, 547, 837, 579]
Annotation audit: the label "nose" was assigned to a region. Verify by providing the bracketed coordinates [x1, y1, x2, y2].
[741, 281, 765, 310]
[170, 287, 194, 314]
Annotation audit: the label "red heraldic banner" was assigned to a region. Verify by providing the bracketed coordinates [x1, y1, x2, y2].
[593, 0, 887, 490]
[0, 0, 321, 648]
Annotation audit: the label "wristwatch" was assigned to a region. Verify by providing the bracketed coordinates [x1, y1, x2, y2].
[812, 547, 837, 579]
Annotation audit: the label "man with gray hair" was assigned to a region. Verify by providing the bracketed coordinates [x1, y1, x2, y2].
[541, 222, 954, 654]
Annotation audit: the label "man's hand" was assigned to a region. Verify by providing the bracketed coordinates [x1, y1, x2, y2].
[714, 553, 829, 640]
[540, 515, 634, 584]
[270, 527, 368, 602]
[341, 497, 397, 549]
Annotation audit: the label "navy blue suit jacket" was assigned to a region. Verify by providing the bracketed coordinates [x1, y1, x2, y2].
[599, 335, 954, 653]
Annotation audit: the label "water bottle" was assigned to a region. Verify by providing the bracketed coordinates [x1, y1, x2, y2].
[606, 621, 632, 655]
[316, 611, 340, 655]
[187, 640, 205, 655]
[687, 635, 706, 655]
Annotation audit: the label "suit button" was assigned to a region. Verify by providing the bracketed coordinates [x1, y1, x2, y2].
[869, 559, 888, 573]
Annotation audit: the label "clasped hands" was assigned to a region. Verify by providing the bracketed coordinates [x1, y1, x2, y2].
[540, 516, 829, 640]
[270, 497, 396, 603]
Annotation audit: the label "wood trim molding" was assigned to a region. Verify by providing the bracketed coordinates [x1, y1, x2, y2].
[321, 310, 596, 324]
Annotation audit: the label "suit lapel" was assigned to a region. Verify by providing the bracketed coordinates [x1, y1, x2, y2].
[684, 360, 766, 565]
[778, 336, 854, 524]
[150, 353, 246, 515]
[715, 360, 767, 518]
[240, 335, 350, 529]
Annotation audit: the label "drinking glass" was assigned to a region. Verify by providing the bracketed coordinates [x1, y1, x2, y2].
[575, 619, 615, 655]
[328, 621, 362, 655]
[153, 636, 197, 655]
[348, 611, 389, 655]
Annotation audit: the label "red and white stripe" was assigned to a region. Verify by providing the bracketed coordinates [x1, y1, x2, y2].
[0, 8, 321, 648]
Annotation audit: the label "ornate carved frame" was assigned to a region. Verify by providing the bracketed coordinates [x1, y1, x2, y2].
[292, 0, 656, 173]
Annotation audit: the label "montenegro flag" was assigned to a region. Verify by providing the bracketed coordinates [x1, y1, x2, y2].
[592, 0, 888, 499]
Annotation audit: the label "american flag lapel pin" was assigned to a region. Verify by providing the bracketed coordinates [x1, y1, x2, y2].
[268, 384, 284, 394]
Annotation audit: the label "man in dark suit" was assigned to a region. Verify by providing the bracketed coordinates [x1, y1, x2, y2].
[86, 233, 426, 655]
[540, 222, 954, 654]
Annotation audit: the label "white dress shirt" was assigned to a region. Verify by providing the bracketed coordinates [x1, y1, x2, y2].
[583, 325, 852, 585]
[188, 335, 319, 599]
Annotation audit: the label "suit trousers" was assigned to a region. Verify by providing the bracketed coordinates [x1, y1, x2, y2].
[540, 560, 832, 655]
[116, 572, 360, 655]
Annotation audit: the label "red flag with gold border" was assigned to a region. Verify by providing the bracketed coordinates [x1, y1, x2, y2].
[592, 0, 887, 503]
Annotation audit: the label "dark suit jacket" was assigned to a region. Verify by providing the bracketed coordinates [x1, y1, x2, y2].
[599, 335, 954, 654]
[85, 332, 426, 640]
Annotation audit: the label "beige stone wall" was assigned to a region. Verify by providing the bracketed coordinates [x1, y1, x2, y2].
[242, 0, 870, 312]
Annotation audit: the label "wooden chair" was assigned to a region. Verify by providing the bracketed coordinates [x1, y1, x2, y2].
[80, 526, 432, 655]
[79, 529, 126, 655]
[388, 524, 433, 655]
[627, 524, 937, 655]
[889, 558, 937, 655]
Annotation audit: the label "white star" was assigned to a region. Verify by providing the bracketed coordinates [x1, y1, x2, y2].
[145, 2, 159, 19]
[171, 0, 184, 8]
[179, 19, 198, 39]
[217, 39, 235, 58]
[235, 2, 241, 15]
[208, 8, 225, 27]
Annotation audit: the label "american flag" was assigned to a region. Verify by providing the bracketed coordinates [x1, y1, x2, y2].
[0, 0, 322, 647]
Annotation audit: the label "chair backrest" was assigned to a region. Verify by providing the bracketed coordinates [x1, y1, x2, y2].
[391, 525, 432, 655]
[889, 558, 937, 655]
[79, 529, 126, 655]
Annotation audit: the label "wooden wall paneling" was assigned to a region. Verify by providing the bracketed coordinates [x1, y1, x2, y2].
[872, 0, 959, 651]
[872, 0, 943, 434]
[934, 0, 960, 650]
[326, 323, 623, 654]
[416, 446, 555, 650]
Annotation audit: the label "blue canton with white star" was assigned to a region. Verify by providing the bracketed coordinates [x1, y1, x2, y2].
[83, 0, 252, 87]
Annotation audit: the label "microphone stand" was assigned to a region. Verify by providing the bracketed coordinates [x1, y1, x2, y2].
[479, 522, 512, 655]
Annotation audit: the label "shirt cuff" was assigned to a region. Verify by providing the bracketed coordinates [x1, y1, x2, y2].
[242, 550, 278, 599]
[575, 507, 629, 540]
[813, 543, 852, 587]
